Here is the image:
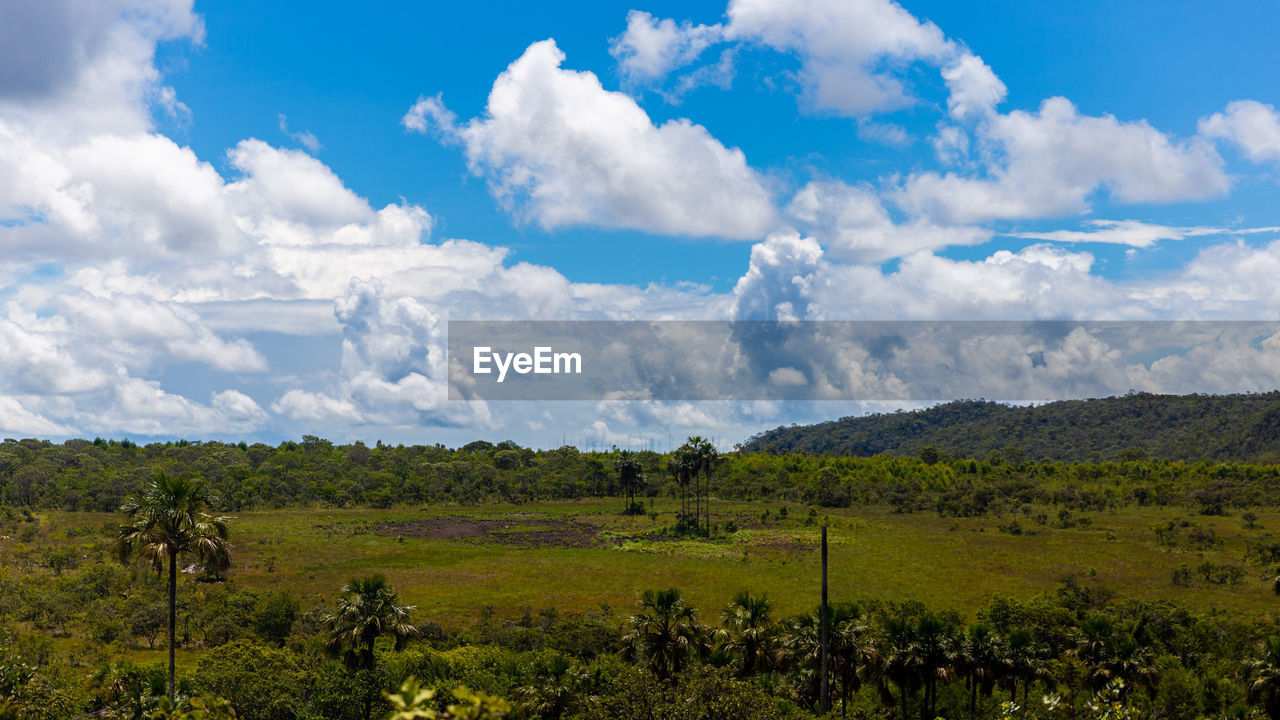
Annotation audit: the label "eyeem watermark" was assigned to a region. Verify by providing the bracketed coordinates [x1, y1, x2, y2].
[449, 320, 1280, 401]
[473, 346, 582, 383]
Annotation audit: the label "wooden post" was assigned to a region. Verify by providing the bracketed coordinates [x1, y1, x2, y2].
[820, 523, 829, 714]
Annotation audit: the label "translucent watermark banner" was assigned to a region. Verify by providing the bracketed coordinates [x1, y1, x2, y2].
[447, 321, 1280, 401]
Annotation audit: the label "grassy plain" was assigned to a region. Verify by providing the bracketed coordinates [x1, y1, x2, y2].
[36, 498, 1280, 627]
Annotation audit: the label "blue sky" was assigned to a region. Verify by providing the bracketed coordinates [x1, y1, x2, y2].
[2, 0, 1280, 447]
[158, 1, 1280, 286]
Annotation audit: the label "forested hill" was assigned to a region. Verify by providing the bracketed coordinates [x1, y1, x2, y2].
[741, 392, 1280, 462]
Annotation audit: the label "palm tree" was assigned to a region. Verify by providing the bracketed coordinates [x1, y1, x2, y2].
[914, 616, 956, 720]
[112, 473, 232, 705]
[686, 436, 719, 536]
[326, 575, 419, 720]
[615, 451, 643, 514]
[514, 655, 583, 720]
[880, 616, 923, 720]
[958, 623, 1005, 719]
[1073, 615, 1115, 690]
[826, 603, 880, 718]
[325, 574, 419, 671]
[719, 591, 778, 676]
[667, 449, 696, 531]
[783, 604, 881, 715]
[623, 588, 706, 681]
[1004, 629, 1047, 704]
[1247, 636, 1280, 720]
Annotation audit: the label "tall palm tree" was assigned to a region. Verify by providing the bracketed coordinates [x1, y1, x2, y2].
[719, 591, 778, 676]
[325, 574, 419, 671]
[615, 450, 643, 514]
[667, 449, 696, 531]
[112, 473, 232, 705]
[623, 588, 706, 681]
[686, 436, 719, 536]
[1248, 636, 1280, 720]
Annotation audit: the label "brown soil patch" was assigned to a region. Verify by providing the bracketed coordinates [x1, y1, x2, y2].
[377, 516, 602, 548]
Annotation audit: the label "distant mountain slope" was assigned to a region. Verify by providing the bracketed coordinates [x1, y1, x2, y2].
[741, 392, 1280, 462]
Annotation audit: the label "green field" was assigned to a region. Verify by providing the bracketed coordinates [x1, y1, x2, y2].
[34, 498, 1280, 627]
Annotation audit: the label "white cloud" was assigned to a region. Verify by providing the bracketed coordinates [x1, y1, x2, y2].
[0, 396, 75, 436]
[84, 379, 267, 436]
[277, 114, 321, 153]
[856, 119, 911, 147]
[942, 53, 1006, 119]
[723, 0, 952, 115]
[402, 93, 457, 135]
[896, 97, 1229, 223]
[0, 0, 203, 136]
[609, 10, 724, 87]
[787, 180, 990, 261]
[1009, 219, 1280, 248]
[271, 389, 363, 424]
[731, 231, 825, 320]
[1199, 100, 1280, 164]
[408, 39, 777, 239]
[225, 139, 373, 230]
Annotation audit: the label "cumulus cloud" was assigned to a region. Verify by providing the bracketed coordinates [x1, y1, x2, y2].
[730, 233, 1129, 322]
[609, 10, 724, 87]
[0, 396, 75, 436]
[0, 0, 202, 135]
[80, 380, 267, 436]
[723, 0, 952, 114]
[895, 98, 1230, 223]
[942, 53, 1006, 119]
[731, 232, 825, 320]
[1199, 100, 1280, 164]
[406, 39, 777, 239]
[787, 180, 990, 261]
[271, 389, 363, 424]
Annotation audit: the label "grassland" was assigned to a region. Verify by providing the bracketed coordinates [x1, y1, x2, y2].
[33, 498, 1280, 628]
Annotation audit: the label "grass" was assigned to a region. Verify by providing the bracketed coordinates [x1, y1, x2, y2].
[30, 498, 1280, 627]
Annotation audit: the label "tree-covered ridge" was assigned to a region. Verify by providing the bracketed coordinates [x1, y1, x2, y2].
[742, 392, 1280, 462]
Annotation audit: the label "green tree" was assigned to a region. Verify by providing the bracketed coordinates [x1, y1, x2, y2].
[684, 437, 719, 536]
[194, 640, 306, 720]
[718, 591, 777, 677]
[666, 450, 696, 532]
[614, 451, 643, 515]
[112, 474, 232, 704]
[326, 575, 419, 720]
[326, 575, 419, 671]
[1247, 636, 1280, 720]
[623, 588, 706, 682]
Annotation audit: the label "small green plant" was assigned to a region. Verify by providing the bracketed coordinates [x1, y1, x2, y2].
[384, 678, 512, 720]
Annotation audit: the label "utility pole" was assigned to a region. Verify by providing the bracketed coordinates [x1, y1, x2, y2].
[820, 524, 829, 715]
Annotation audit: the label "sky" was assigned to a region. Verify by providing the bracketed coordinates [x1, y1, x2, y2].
[2, 0, 1280, 448]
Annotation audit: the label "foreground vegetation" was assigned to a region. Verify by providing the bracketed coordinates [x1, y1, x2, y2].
[5, 429, 1280, 718]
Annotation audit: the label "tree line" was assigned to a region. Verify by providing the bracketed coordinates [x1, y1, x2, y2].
[4, 435, 1280, 517]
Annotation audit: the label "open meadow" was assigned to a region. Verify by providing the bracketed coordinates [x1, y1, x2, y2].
[24, 497, 1280, 636]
